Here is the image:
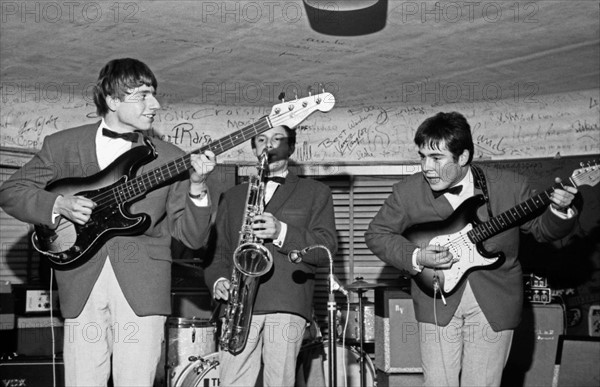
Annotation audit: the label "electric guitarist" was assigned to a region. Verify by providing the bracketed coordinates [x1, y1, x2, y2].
[365, 112, 580, 387]
[0, 58, 217, 385]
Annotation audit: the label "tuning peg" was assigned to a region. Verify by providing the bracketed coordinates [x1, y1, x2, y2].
[278, 92, 285, 102]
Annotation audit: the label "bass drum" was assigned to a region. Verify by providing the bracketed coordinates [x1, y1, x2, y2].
[296, 341, 376, 387]
[167, 318, 217, 386]
[172, 352, 220, 387]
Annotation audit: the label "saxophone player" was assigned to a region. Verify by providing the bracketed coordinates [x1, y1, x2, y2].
[205, 125, 338, 386]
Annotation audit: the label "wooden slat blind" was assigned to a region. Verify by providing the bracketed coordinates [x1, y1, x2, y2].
[0, 168, 35, 284]
[310, 174, 407, 332]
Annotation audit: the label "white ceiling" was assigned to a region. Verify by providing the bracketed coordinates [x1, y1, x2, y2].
[1, 0, 598, 108]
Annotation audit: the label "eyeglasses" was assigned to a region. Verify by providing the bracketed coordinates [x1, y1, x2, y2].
[255, 135, 288, 147]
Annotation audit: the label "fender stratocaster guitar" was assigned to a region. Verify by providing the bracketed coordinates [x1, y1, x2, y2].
[32, 92, 335, 269]
[406, 163, 599, 296]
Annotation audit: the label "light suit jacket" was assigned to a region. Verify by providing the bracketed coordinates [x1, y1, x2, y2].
[365, 165, 577, 330]
[0, 123, 212, 318]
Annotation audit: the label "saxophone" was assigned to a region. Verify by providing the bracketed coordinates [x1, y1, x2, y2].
[220, 150, 274, 354]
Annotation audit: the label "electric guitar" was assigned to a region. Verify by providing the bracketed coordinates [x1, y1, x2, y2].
[32, 92, 335, 269]
[406, 163, 599, 296]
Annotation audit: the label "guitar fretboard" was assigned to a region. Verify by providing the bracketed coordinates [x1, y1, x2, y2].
[111, 116, 271, 203]
[468, 184, 567, 244]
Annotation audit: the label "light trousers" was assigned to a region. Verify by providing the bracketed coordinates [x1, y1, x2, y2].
[219, 313, 307, 386]
[63, 259, 166, 387]
[419, 282, 514, 387]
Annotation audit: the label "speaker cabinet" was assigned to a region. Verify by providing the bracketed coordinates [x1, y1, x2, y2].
[502, 303, 565, 387]
[376, 370, 424, 387]
[0, 358, 64, 387]
[16, 316, 63, 356]
[553, 336, 600, 387]
[374, 288, 422, 373]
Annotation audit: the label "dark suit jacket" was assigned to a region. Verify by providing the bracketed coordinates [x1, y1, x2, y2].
[204, 172, 337, 321]
[365, 165, 577, 330]
[0, 123, 212, 318]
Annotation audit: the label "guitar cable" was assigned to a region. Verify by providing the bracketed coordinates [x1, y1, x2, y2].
[49, 268, 58, 387]
[341, 294, 350, 387]
[432, 275, 451, 386]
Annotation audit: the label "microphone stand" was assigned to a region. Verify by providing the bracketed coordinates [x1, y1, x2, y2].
[290, 245, 338, 387]
[325, 247, 338, 387]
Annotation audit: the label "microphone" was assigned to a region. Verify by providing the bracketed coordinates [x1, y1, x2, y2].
[288, 246, 312, 263]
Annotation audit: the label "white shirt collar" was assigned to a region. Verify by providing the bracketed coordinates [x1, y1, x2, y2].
[268, 170, 289, 179]
[95, 119, 133, 170]
[444, 167, 475, 209]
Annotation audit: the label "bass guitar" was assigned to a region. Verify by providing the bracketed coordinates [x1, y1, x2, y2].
[32, 92, 335, 268]
[406, 163, 599, 296]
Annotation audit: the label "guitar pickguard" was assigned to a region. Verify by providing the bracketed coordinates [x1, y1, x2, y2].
[406, 195, 503, 296]
[32, 146, 155, 268]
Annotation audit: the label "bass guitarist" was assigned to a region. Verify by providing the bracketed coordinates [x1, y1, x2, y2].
[365, 111, 578, 387]
[0, 58, 216, 386]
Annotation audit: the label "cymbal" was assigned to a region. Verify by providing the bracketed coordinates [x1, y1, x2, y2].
[345, 280, 390, 292]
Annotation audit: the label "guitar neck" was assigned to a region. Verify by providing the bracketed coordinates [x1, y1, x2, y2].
[468, 178, 576, 244]
[120, 116, 272, 202]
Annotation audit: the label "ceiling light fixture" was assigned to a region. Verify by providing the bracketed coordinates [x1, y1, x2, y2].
[303, 0, 387, 36]
[304, 0, 379, 12]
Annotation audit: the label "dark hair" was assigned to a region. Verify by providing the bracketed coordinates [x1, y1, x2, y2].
[251, 126, 297, 150]
[93, 58, 158, 117]
[414, 112, 474, 164]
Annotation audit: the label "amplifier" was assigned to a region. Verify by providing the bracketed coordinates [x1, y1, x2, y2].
[17, 316, 64, 356]
[0, 357, 64, 387]
[553, 335, 600, 386]
[1, 281, 15, 330]
[374, 288, 422, 373]
[12, 284, 60, 315]
[501, 302, 565, 387]
[376, 369, 424, 387]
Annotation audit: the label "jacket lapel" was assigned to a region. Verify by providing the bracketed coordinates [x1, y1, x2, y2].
[264, 172, 299, 214]
[423, 175, 454, 220]
[77, 122, 101, 176]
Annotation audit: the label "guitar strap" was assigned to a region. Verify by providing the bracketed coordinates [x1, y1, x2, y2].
[471, 164, 494, 218]
[140, 132, 157, 155]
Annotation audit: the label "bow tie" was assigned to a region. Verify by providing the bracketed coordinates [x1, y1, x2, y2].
[266, 176, 286, 185]
[102, 128, 138, 142]
[432, 185, 463, 198]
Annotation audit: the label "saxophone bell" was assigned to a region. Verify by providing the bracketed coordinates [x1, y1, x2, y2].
[233, 242, 273, 277]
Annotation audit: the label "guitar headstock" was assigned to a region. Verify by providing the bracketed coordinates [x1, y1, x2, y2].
[571, 160, 600, 188]
[268, 92, 335, 129]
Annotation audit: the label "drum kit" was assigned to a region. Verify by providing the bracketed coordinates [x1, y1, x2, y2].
[165, 278, 390, 387]
[165, 318, 220, 387]
[335, 278, 388, 387]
